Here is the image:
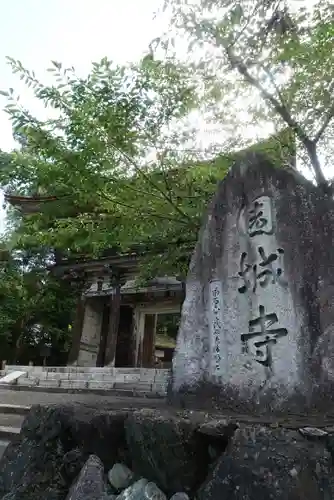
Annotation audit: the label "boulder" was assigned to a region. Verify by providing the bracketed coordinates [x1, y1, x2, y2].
[144, 482, 167, 500]
[0, 403, 128, 499]
[116, 478, 148, 500]
[66, 455, 106, 500]
[171, 151, 334, 413]
[125, 410, 208, 495]
[115, 479, 166, 500]
[62, 448, 89, 482]
[59, 404, 129, 470]
[108, 463, 134, 491]
[0, 405, 68, 500]
[197, 425, 334, 499]
[169, 493, 190, 500]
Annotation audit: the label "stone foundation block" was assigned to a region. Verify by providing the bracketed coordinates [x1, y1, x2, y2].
[60, 380, 89, 390]
[37, 379, 61, 388]
[88, 381, 115, 390]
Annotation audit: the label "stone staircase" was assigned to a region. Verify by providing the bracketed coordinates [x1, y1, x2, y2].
[0, 404, 29, 458]
[0, 366, 170, 397]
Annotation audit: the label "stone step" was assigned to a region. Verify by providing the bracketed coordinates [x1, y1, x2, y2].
[0, 366, 169, 398]
[0, 404, 30, 415]
[3, 365, 170, 374]
[0, 382, 167, 398]
[0, 413, 25, 430]
[0, 425, 21, 440]
[2, 367, 170, 384]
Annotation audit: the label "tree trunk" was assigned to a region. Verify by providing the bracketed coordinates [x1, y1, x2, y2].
[304, 140, 330, 195]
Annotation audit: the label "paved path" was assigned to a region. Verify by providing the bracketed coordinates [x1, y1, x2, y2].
[0, 388, 167, 409]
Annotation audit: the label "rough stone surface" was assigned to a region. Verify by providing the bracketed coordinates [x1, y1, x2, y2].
[144, 482, 167, 500]
[116, 478, 148, 500]
[3, 402, 333, 500]
[125, 410, 208, 496]
[0, 406, 68, 500]
[169, 494, 190, 500]
[62, 448, 89, 482]
[171, 152, 334, 413]
[66, 455, 106, 500]
[196, 420, 239, 462]
[197, 425, 334, 499]
[108, 463, 134, 491]
[299, 427, 328, 438]
[0, 404, 128, 499]
[61, 405, 128, 471]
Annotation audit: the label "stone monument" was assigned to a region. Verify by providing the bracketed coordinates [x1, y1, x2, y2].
[171, 151, 334, 413]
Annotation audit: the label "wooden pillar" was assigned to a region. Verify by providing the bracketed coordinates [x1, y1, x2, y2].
[115, 305, 134, 367]
[104, 283, 121, 366]
[96, 301, 110, 367]
[138, 313, 157, 368]
[76, 299, 103, 366]
[67, 297, 86, 365]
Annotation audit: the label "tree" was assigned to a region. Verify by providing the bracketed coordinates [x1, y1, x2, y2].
[161, 0, 334, 192]
[0, 54, 294, 280]
[0, 244, 79, 364]
[0, 55, 232, 278]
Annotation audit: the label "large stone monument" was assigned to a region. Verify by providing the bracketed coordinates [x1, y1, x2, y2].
[171, 152, 334, 413]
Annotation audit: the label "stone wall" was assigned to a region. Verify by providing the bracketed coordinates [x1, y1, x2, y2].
[1, 403, 334, 499]
[0, 366, 170, 396]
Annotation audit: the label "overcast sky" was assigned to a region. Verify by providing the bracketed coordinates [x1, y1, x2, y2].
[0, 0, 168, 232]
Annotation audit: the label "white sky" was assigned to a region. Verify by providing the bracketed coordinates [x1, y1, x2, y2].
[0, 0, 168, 232]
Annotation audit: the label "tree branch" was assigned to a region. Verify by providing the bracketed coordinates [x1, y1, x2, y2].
[225, 47, 327, 188]
[108, 143, 194, 224]
[226, 47, 306, 139]
[258, 62, 287, 110]
[314, 104, 334, 144]
[98, 190, 193, 225]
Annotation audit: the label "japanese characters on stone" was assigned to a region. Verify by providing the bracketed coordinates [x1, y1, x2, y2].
[241, 305, 287, 367]
[238, 246, 287, 294]
[209, 280, 223, 375]
[238, 195, 288, 371]
[247, 196, 273, 237]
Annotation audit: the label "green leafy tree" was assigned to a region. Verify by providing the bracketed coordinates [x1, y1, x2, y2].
[0, 53, 295, 363]
[0, 244, 79, 363]
[0, 55, 232, 278]
[0, 54, 294, 281]
[161, 0, 334, 192]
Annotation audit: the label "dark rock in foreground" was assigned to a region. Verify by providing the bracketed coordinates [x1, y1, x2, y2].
[198, 425, 334, 499]
[0, 403, 334, 499]
[66, 455, 106, 500]
[125, 409, 208, 493]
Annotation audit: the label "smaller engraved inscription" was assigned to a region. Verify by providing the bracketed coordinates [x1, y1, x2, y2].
[209, 280, 223, 375]
[238, 247, 287, 294]
[247, 196, 273, 237]
[241, 305, 288, 368]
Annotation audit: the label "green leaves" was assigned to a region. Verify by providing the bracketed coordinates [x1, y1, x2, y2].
[164, 0, 334, 185]
[0, 55, 203, 273]
[0, 245, 78, 361]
